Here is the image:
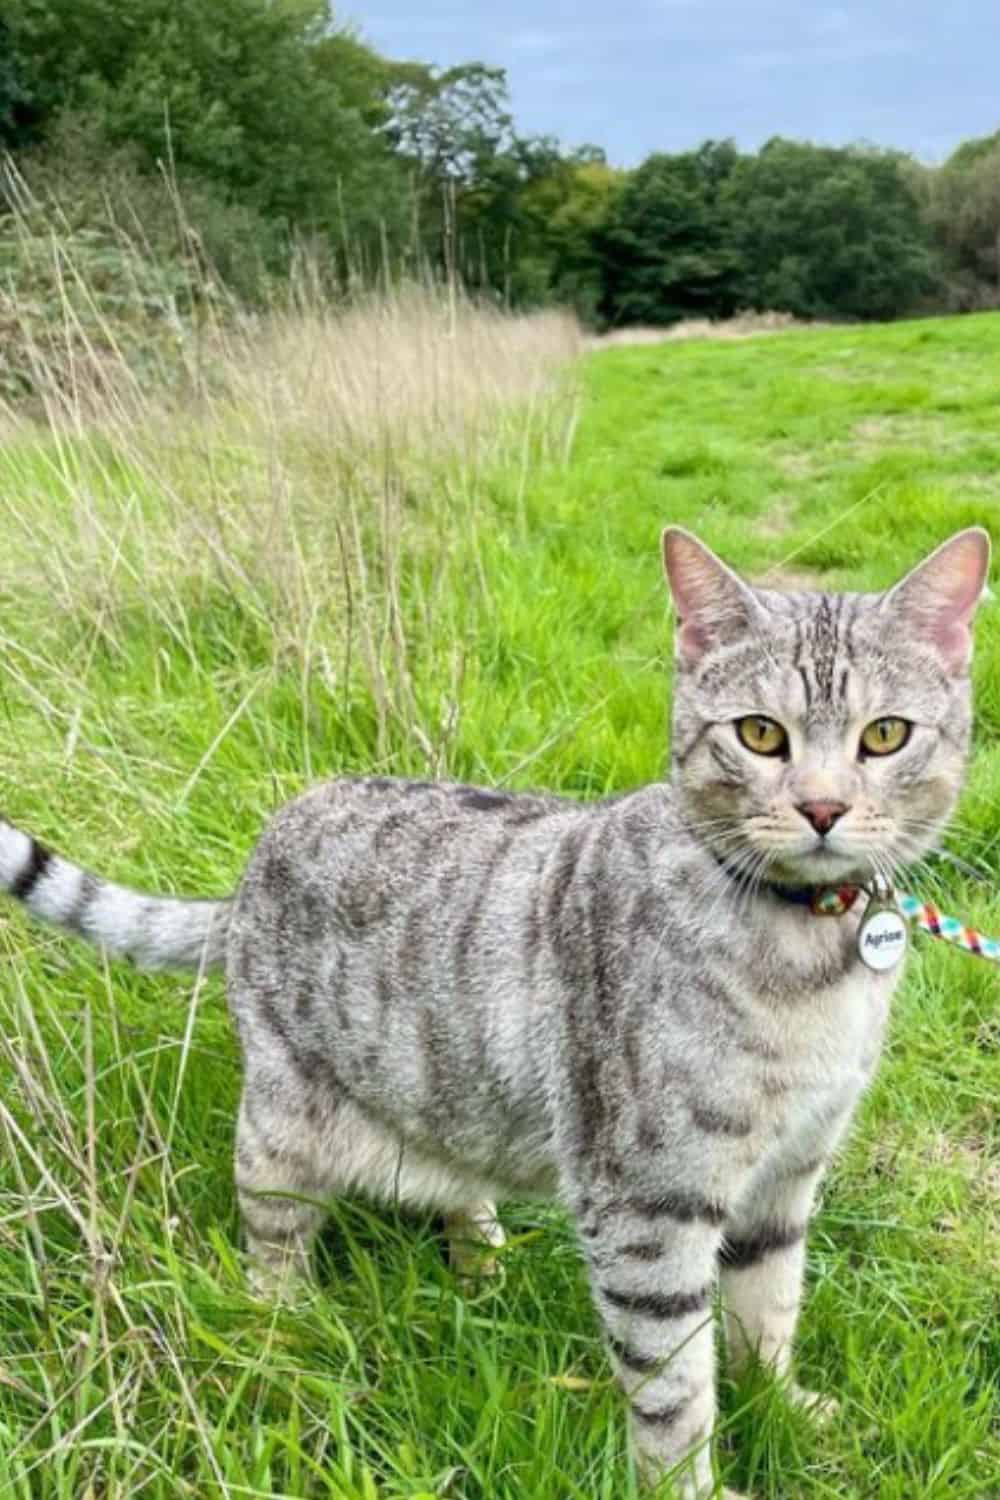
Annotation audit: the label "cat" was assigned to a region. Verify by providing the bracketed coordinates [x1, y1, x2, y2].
[0, 525, 990, 1498]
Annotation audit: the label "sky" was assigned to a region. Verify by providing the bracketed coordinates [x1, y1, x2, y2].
[355, 1, 1000, 167]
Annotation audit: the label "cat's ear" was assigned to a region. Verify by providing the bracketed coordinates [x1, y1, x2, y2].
[661, 527, 761, 664]
[882, 528, 991, 672]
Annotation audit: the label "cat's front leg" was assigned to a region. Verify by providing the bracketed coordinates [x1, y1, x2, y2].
[577, 1191, 733, 1498]
[719, 1153, 830, 1412]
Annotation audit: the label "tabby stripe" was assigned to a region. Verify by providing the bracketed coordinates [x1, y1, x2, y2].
[11, 839, 53, 900]
[620, 1239, 665, 1261]
[627, 1190, 727, 1226]
[708, 741, 744, 783]
[601, 1282, 712, 1319]
[719, 1222, 805, 1270]
[631, 1397, 688, 1427]
[689, 1100, 752, 1138]
[608, 1337, 662, 1373]
[65, 871, 99, 934]
[797, 664, 813, 711]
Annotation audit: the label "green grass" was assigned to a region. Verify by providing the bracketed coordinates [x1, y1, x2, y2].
[1, 304, 999, 1498]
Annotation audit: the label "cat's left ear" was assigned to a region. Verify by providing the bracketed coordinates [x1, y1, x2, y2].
[661, 526, 764, 664]
[882, 528, 991, 672]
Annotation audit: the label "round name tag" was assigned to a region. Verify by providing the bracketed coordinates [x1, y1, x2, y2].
[857, 906, 908, 972]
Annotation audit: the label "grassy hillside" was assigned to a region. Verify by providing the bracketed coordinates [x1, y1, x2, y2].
[0, 301, 998, 1499]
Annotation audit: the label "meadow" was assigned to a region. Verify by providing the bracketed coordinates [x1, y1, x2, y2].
[0, 291, 998, 1499]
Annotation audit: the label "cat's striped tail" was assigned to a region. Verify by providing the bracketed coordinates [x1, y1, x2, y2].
[0, 817, 232, 971]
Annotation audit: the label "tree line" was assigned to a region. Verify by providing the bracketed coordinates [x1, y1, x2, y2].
[2, 0, 999, 326]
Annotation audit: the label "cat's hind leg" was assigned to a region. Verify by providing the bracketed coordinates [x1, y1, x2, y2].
[235, 1083, 330, 1300]
[237, 1074, 507, 1294]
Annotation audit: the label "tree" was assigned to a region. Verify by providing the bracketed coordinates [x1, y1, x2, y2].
[385, 62, 514, 186]
[596, 142, 742, 325]
[915, 138, 1000, 309]
[945, 128, 1000, 172]
[517, 152, 623, 320]
[723, 139, 934, 320]
[1, 0, 409, 250]
[381, 61, 598, 306]
[0, 16, 39, 147]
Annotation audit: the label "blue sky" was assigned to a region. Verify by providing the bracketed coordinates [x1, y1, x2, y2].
[355, 1, 1000, 166]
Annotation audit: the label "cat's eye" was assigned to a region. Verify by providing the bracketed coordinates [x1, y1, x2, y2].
[859, 717, 911, 757]
[735, 716, 788, 757]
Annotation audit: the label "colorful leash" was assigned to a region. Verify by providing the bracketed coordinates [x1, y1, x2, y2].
[897, 891, 1000, 964]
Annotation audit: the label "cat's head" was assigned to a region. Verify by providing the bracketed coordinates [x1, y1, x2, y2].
[662, 527, 991, 889]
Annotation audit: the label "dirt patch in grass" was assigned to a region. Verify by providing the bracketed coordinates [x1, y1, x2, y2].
[850, 414, 983, 452]
[745, 500, 830, 590]
[872, 1124, 1000, 1250]
[774, 451, 816, 479]
[925, 1130, 1000, 1198]
[853, 417, 895, 443]
[754, 497, 797, 539]
[960, 472, 1000, 495]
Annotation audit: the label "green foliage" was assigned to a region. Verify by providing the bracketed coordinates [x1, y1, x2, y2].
[382, 60, 558, 299]
[519, 156, 624, 321]
[724, 139, 936, 321]
[915, 140, 1000, 311]
[596, 141, 742, 325]
[595, 138, 936, 328]
[0, 16, 37, 147]
[0, 115, 288, 402]
[386, 61, 515, 186]
[2, 0, 409, 250]
[945, 127, 1000, 170]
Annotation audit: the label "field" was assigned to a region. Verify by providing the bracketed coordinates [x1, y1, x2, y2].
[0, 295, 998, 1499]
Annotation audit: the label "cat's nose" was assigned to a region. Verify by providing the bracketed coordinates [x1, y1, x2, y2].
[796, 799, 849, 835]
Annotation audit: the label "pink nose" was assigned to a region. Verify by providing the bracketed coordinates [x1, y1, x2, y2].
[797, 799, 848, 835]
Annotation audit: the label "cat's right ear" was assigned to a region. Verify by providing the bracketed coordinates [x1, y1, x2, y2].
[880, 527, 991, 672]
[661, 527, 760, 665]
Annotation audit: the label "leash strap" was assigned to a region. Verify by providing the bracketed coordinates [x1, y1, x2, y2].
[897, 891, 1000, 964]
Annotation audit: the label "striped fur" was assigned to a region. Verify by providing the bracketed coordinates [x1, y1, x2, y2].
[1, 527, 989, 1498]
[0, 820, 231, 969]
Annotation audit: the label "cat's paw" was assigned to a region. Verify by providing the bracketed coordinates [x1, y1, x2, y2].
[445, 1203, 506, 1280]
[246, 1257, 313, 1307]
[786, 1383, 840, 1425]
[448, 1240, 505, 1279]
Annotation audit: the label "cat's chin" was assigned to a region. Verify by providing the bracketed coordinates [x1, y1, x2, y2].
[769, 850, 870, 886]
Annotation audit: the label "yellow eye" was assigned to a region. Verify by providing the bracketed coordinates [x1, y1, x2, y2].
[860, 717, 911, 757]
[735, 716, 788, 757]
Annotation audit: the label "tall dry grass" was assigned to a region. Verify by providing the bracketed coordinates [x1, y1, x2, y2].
[1, 238, 581, 773]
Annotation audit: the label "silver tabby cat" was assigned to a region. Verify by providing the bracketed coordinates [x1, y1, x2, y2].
[0, 526, 990, 1497]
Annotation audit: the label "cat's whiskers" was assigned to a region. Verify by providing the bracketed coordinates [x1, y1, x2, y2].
[677, 853, 747, 946]
[697, 844, 772, 938]
[736, 848, 777, 925]
[901, 815, 995, 856]
[890, 835, 957, 896]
